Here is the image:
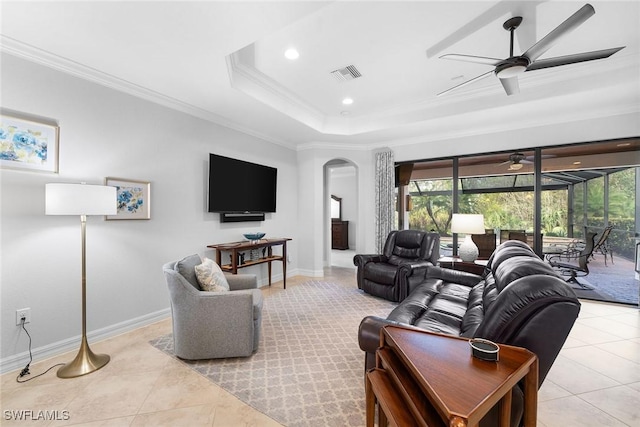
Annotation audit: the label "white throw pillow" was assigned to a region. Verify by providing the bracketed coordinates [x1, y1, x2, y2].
[195, 258, 230, 292]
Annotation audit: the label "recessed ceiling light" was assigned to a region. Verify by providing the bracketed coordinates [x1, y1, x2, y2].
[284, 48, 299, 60]
[342, 98, 353, 105]
[573, 161, 582, 165]
[617, 142, 631, 147]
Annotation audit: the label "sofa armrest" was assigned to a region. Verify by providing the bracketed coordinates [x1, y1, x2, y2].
[427, 266, 483, 287]
[353, 254, 386, 267]
[225, 273, 258, 290]
[358, 316, 401, 354]
[397, 260, 434, 300]
[398, 259, 432, 273]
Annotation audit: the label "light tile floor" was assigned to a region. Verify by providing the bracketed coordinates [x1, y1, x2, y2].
[1, 270, 638, 427]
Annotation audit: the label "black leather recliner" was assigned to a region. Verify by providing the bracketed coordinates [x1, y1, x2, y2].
[353, 230, 440, 302]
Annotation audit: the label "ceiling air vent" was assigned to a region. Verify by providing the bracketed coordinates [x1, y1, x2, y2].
[330, 65, 362, 82]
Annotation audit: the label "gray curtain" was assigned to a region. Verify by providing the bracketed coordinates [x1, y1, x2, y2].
[375, 150, 395, 253]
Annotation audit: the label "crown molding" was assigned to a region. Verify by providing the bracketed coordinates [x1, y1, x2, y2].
[226, 50, 328, 132]
[296, 141, 372, 152]
[0, 35, 296, 150]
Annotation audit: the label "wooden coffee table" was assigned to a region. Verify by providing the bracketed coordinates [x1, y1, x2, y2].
[366, 325, 538, 427]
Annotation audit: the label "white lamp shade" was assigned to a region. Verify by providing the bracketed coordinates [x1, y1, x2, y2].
[46, 183, 117, 216]
[451, 214, 485, 235]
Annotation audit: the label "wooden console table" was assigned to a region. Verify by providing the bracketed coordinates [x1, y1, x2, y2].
[366, 325, 538, 427]
[207, 238, 291, 289]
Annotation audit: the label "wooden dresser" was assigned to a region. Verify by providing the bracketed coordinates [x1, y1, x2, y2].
[331, 220, 349, 250]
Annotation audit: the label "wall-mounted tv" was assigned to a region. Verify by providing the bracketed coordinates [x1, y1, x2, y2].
[208, 154, 277, 216]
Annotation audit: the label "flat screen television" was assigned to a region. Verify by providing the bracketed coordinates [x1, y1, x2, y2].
[208, 154, 277, 213]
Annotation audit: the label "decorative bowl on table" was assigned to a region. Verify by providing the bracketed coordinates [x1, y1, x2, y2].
[243, 232, 265, 241]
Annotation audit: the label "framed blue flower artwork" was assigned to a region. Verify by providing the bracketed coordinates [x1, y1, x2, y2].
[105, 177, 151, 220]
[0, 112, 59, 173]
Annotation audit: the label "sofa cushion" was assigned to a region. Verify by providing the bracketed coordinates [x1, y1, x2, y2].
[493, 256, 559, 292]
[389, 281, 472, 336]
[195, 258, 230, 292]
[175, 254, 202, 290]
[482, 273, 499, 312]
[460, 282, 485, 337]
[387, 279, 442, 324]
[486, 240, 535, 272]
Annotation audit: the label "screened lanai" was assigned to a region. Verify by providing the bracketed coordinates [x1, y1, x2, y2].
[398, 138, 639, 305]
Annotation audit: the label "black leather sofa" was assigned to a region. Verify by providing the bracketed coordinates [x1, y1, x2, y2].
[359, 240, 581, 426]
[353, 230, 440, 302]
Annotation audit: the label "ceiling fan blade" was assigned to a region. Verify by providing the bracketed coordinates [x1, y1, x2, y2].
[522, 3, 595, 63]
[499, 76, 520, 96]
[521, 159, 534, 164]
[437, 70, 494, 96]
[524, 154, 556, 161]
[498, 160, 512, 166]
[439, 54, 502, 66]
[526, 46, 625, 71]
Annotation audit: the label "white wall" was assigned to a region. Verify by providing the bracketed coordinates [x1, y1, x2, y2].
[297, 147, 376, 276]
[0, 54, 299, 371]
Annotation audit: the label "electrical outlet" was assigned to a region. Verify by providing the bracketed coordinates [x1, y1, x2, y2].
[16, 308, 31, 325]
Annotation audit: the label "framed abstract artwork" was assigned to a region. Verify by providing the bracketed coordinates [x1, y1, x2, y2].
[105, 177, 151, 220]
[0, 113, 59, 173]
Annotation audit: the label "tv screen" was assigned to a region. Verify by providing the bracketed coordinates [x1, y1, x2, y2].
[208, 154, 277, 213]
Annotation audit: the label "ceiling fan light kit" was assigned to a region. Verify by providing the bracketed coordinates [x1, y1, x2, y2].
[495, 57, 529, 79]
[439, 3, 625, 96]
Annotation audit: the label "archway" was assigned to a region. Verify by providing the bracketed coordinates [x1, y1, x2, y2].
[324, 159, 358, 268]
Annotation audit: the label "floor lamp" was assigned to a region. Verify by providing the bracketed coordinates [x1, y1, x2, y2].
[451, 213, 486, 262]
[45, 183, 117, 378]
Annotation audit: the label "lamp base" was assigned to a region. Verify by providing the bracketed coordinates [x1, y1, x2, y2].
[57, 336, 110, 378]
[459, 235, 479, 262]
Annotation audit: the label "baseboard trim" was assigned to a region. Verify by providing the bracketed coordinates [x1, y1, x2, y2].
[296, 268, 325, 278]
[256, 268, 302, 287]
[0, 308, 171, 375]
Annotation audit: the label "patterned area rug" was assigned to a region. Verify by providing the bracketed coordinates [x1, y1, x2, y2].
[150, 280, 397, 427]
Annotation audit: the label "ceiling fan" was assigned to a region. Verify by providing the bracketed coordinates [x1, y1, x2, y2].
[499, 152, 557, 170]
[500, 152, 532, 170]
[438, 3, 625, 96]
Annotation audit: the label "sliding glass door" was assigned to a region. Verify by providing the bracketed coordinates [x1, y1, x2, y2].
[400, 138, 639, 305]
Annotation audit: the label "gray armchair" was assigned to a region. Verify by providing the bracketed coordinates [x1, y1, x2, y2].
[163, 254, 263, 360]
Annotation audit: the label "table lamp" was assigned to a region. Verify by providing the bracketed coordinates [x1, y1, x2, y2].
[45, 183, 116, 378]
[451, 214, 485, 262]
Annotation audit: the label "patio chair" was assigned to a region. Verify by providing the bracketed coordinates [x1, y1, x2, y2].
[508, 231, 527, 243]
[548, 232, 597, 289]
[500, 229, 525, 244]
[471, 233, 497, 259]
[592, 225, 614, 266]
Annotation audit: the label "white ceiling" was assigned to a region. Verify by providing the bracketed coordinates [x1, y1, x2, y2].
[1, 1, 638, 149]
